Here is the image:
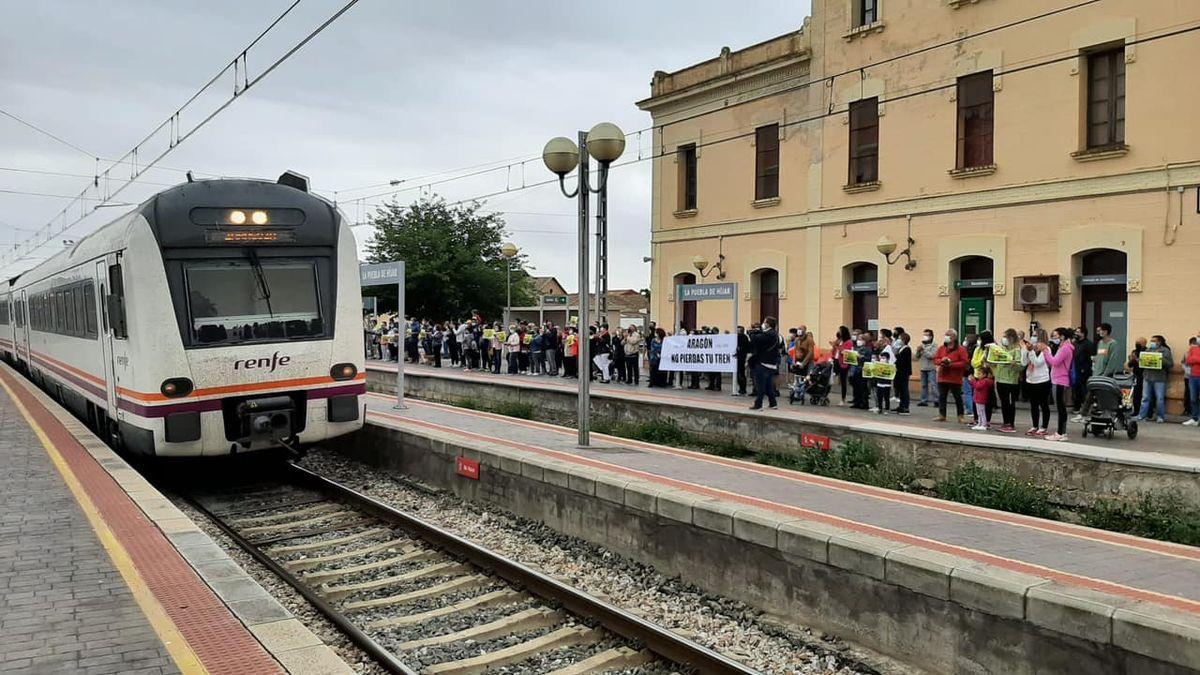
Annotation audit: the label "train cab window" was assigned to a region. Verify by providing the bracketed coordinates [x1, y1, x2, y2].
[108, 263, 128, 339]
[184, 260, 323, 345]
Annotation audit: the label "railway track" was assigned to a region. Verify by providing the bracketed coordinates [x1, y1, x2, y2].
[187, 462, 760, 675]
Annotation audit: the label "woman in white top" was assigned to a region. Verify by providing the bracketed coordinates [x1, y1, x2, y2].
[1021, 329, 1052, 435]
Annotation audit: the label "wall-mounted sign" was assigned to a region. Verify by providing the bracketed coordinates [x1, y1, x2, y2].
[955, 278, 994, 290]
[542, 295, 568, 305]
[455, 456, 480, 480]
[801, 433, 831, 451]
[678, 283, 736, 301]
[1078, 274, 1127, 286]
[847, 282, 879, 293]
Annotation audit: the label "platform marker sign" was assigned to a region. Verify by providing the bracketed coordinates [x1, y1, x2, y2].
[801, 433, 831, 451]
[456, 456, 480, 480]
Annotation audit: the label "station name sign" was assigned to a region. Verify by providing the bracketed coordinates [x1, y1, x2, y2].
[678, 283, 736, 301]
[360, 262, 404, 287]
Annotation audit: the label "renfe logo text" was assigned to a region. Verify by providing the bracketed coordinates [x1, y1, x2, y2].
[234, 351, 292, 372]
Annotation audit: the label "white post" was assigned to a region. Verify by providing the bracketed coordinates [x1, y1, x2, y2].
[394, 261, 407, 410]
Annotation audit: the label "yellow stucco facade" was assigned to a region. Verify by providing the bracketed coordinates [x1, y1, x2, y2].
[638, 0, 1200, 408]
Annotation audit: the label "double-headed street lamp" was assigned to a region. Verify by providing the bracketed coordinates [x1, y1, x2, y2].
[542, 122, 625, 446]
[501, 241, 518, 328]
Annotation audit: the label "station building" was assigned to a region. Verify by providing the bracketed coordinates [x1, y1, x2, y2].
[637, 0, 1200, 410]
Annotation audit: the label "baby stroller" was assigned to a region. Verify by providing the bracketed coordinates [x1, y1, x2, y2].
[1081, 373, 1138, 440]
[791, 362, 832, 405]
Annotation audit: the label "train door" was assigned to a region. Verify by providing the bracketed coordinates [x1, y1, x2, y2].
[18, 289, 30, 369]
[95, 261, 120, 424]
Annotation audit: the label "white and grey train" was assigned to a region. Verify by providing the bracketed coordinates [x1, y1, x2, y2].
[0, 172, 365, 456]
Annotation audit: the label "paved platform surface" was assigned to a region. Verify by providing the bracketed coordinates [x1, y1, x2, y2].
[362, 391, 1200, 615]
[0, 364, 350, 675]
[370, 360, 1200, 469]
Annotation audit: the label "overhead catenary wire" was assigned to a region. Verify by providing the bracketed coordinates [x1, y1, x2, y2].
[0, 0, 362, 277]
[0, 107, 99, 159]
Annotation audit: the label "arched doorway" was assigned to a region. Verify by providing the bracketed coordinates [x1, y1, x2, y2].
[673, 272, 697, 331]
[847, 263, 878, 332]
[954, 256, 994, 338]
[754, 268, 779, 323]
[1079, 249, 1127, 348]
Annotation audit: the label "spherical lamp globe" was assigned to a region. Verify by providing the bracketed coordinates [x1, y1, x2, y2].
[586, 122, 625, 163]
[542, 137, 579, 176]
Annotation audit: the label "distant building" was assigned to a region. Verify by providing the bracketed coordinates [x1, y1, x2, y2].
[637, 1, 1200, 410]
[507, 287, 649, 329]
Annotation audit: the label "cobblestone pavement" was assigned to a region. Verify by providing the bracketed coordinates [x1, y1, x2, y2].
[0, 393, 177, 674]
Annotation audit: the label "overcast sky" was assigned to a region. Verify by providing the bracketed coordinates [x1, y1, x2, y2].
[1, 0, 809, 290]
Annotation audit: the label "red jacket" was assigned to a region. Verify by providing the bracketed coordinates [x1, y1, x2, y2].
[1186, 344, 1200, 378]
[934, 344, 969, 385]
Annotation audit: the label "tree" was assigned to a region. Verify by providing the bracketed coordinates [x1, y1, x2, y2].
[365, 196, 533, 321]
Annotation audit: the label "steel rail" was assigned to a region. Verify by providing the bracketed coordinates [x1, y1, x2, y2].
[185, 495, 420, 675]
[283, 461, 761, 675]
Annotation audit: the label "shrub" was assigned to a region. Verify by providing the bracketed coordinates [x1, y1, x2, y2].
[933, 462, 1053, 518]
[455, 397, 480, 410]
[492, 401, 534, 420]
[1082, 491, 1200, 547]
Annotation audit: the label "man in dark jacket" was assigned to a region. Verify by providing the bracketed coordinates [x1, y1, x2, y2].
[749, 318, 780, 410]
[734, 326, 750, 396]
[894, 332, 913, 415]
[1071, 326, 1094, 414]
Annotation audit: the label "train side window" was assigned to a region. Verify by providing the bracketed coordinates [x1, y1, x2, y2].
[108, 263, 128, 339]
[84, 281, 98, 338]
[74, 286, 86, 337]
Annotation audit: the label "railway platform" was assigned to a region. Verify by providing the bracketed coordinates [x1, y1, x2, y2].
[0, 363, 352, 675]
[348, 376, 1200, 674]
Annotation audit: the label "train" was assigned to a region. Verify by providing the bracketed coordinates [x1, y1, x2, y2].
[0, 172, 365, 457]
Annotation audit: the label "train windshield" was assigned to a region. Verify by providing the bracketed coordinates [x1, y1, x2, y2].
[185, 259, 323, 345]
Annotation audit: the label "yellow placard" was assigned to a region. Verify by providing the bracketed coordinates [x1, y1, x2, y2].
[1139, 351, 1163, 370]
[842, 350, 859, 366]
[483, 329, 495, 340]
[871, 362, 897, 380]
[861, 361, 875, 378]
[523, 334, 532, 344]
[986, 345, 1014, 364]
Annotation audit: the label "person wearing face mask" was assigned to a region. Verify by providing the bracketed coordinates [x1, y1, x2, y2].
[1183, 336, 1200, 426]
[793, 325, 815, 373]
[734, 326, 750, 396]
[1070, 327, 1094, 415]
[933, 329, 968, 423]
[1043, 327, 1076, 440]
[1133, 336, 1174, 424]
[1021, 330, 1052, 437]
[893, 332, 913, 415]
[961, 333, 979, 422]
[990, 329, 1023, 433]
[849, 332, 873, 410]
[749, 318, 781, 410]
[916, 329, 938, 406]
[1072, 323, 1122, 422]
[831, 326, 854, 406]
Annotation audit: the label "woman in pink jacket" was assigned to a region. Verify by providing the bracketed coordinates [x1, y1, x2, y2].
[1044, 327, 1076, 441]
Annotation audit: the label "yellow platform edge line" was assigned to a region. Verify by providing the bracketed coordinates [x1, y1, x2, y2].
[0, 375, 209, 675]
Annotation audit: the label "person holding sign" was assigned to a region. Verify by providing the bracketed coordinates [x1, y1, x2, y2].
[872, 350, 895, 414]
[1134, 335, 1174, 424]
[990, 329, 1023, 433]
[1184, 336, 1200, 426]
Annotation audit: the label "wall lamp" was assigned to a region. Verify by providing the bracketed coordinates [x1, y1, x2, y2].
[876, 235, 916, 270]
[692, 253, 726, 279]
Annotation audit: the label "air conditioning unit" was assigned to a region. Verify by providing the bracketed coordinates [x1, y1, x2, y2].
[1013, 275, 1060, 312]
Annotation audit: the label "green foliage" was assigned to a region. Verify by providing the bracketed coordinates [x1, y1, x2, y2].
[454, 397, 480, 411]
[492, 401, 534, 420]
[934, 462, 1053, 518]
[1081, 491, 1200, 546]
[365, 196, 534, 320]
[758, 438, 912, 491]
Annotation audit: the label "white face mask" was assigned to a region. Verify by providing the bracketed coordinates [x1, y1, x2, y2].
[943, 336, 952, 345]
[1149, 341, 1158, 349]
[761, 324, 770, 331]
[856, 339, 865, 347]
[1030, 336, 1039, 345]
[798, 330, 805, 337]
[923, 335, 933, 343]
[1001, 337, 1010, 347]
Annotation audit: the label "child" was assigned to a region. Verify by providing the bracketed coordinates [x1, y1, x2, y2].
[874, 350, 893, 414]
[969, 367, 995, 431]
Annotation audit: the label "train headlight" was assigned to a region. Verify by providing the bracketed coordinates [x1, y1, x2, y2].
[228, 210, 247, 225]
[251, 210, 269, 225]
[330, 363, 358, 381]
[160, 377, 194, 398]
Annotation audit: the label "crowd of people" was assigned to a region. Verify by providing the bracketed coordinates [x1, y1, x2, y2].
[364, 311, 1200, 442]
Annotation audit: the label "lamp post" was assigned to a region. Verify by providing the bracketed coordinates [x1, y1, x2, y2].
[542, 122, 625, 447]
[501, 241, 518, 328]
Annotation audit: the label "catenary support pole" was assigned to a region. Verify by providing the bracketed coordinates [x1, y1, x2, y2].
[395, 262, 406, 410]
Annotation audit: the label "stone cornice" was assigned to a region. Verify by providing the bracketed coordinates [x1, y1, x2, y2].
[637, 55, 811, 123]
[651, 163, 1200, 243]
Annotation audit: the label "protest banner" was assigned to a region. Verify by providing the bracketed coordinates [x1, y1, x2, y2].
[870, 362, 897, 380]
[842, 350, 860, 366]
[986, 345, 1014, 364]
[659, 334, 737, 372]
